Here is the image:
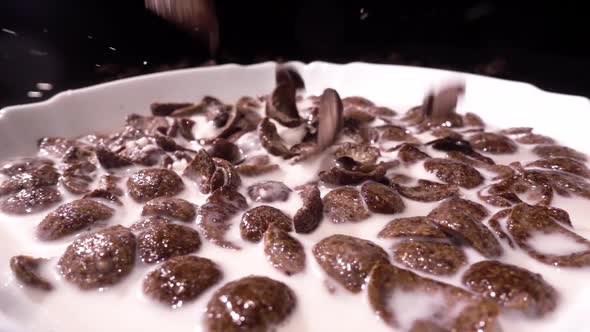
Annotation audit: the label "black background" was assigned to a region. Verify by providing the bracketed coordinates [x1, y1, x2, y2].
[1, 1, 589, 108]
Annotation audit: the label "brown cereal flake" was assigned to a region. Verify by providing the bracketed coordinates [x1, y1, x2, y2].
[293, 185, 323, 234]
[142, 197, 196, 222]
[468, 132, 517, 154]
[0, 157, 53, 176]
[313, 235, 389, 293]
[463, 112, 485, 127]
[240, 205, 292, 243]
[367, 263, 501, 331]
[263, 223, 306, 275]
[0, 164, 59, 196]
[182, 149, 216, 194]
[236, 155, 280, 176]
[36, 199, 114, 240]
[1, 187, 62, 215]
[526, 158, 590, 178]
[58, 225, 136, 289]
[533, 144, 587, 161]
[266, 83, 302, 128]
[10, 255, 52, 291]
[143, 255, 222, 306]
[424, 158, 484, 189]
[319, 163, 386, 186]
[394, 179, 459, 202]
[317, 89, 344, 152]
[397, 144, 430, 164]
[137, 223, 201, 264]
[506, 203, 590, 267]
[96, 146, 133, 169]
[323, 187, 370, 223]
[378, 216, 448, 240]
[334, 142, 380, 165]
[129, 216, 171, 232]
[427, 197, 501, 258]
[462, 260, 557, 317]
[247, 181, 291, 203]
[360, 181, 405, 214]
[83, 189, 123, 205]
[392, 240, 467, 276]
[206, 138, 242, 163]
[127, 168, 184, 202]
[205, 276, 296, 332]
[516, 133, 555, 145]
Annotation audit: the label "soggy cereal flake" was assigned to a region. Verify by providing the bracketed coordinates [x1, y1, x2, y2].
[1, 187, 61, 215]
[367, 263, 500, 331]
[506, 203, 590, 267]
[427, 197, 501, 258]
[395, 180, 459, 202]
[10, 255, 52, 291]
[378, 216, 448, 240]
[334, 142, 380, 165]
[205, 276, 296, 332]
[83, 189, 123, 205]
[96, 146, 133, 169]
[323, 187, 370, 223]
[319, 163, 387, 186]
[526, 157, 590, 178]
[196, 188, 248, 249]
[293, 185, 323, 234]
[463, 112, 485, 127]
[183, 149, 216, 194]
[58, 225, 136, 289]
[360, 181, 405, 214]
[313, 234, 388, 293]
[258, 118, 295, 158]
[393, 240, 467, 276]
[263, 223, 306, 275]
[38, 137, 78, 157]
[142, 197, 196, 222]
[127, 168, 184, 202]
[424, 158, 484, 189]
[533, 144, 587, 161]
[247, 181, 291, 203]
[0, 164, 59, 196]
[516, 133, 555, 145]
[143, 255, 222, 307]
[0, 157, 53, 176]
[129, 216, 171, 232]
[137, 223, 201, 264]
[36, 199, 114, 240]
[240, 205, 292, 243]
[235, 155, 280, 176]
[206, 138, 242, 163]
[397, 144, 430, 164]
[462, 260, 557, 317]
[468, 132, 517, 154]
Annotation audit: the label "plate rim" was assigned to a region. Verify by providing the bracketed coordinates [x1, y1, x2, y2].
[2, 61, 588, 115]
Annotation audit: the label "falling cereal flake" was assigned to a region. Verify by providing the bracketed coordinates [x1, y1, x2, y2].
[27, 91, 43, 98]
[36, 83, 53, 91]
[1, 28, 17, 35]
[360, 8, 369, 20]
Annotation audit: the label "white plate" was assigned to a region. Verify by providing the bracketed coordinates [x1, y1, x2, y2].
[1, 61, 589, 159]
[1, 62, 590, 332]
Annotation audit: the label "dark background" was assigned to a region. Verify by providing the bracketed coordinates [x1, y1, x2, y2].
[1, 1, 589, 108]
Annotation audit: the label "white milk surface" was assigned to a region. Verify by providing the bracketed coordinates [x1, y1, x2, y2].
[1, 97, 590, 332]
